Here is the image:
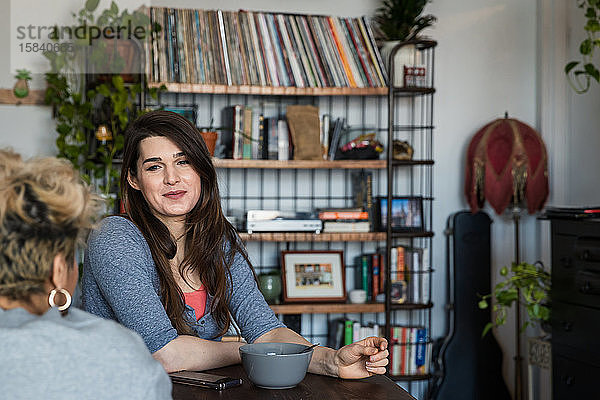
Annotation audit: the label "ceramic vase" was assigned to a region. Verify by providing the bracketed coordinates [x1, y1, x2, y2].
[258, 272, 282, 304]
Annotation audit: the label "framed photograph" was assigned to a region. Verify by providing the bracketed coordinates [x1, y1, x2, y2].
[164, 106, 197, 125]
[377, 196, 424, 232]
[280, 250, 346, 303]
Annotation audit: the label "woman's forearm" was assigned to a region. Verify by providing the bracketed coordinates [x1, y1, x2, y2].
[255, 327, 339, 377]
[152, 335, 244, 373]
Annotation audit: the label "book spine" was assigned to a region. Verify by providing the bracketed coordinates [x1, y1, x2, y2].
[422, 247, 430, 304]
[360, 16, 388, 85]
[415, 328, 427, 374]
[352, 321, 361, 343]
[243, 106, 253, 159]
[328, 16, 358, 87]
[393, 327, 402, 375]
[277, 119, 289, 160]
[344, 320, 353, 346]
[256, 12, 279, 86]
[372, 252, 380, 299]
[217, 10, 232, 86]
[359, 254, 368, 300]
[276, 14, 304, 87]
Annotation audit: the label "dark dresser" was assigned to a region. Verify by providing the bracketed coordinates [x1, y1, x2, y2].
[550, 218, 600, 398]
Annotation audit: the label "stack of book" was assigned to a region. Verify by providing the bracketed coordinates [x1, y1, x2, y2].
[389, 326, 430, 376]
[147, 8, 388, 88]
[319, 208, 370, 233]
[354, 253, 384, 301]
[390, 246, 430, 304]
[327, 318, 381, 349]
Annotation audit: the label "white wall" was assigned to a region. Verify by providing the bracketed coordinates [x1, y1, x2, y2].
[3, 1, 597, 398]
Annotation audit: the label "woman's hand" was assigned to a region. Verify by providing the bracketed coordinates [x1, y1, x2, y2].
[334, 336, 389, 379]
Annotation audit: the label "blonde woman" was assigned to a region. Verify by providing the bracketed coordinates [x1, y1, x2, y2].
[0, 150, 171, 399]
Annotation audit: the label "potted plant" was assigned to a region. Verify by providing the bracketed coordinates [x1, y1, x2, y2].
[43, 0, 162, 211]
[565, 0, 600, 94]
[374, 0, 437, 86]
[478, 261, 551, 337]
[13, 69, 32, 99]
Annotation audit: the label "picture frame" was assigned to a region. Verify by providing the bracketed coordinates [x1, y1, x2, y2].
[376, 196, 424, 232]
[280, 250, 346, 303]
[163, 106, 197, 125]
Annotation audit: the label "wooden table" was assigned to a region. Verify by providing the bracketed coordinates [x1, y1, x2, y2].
[172, 364, 414, 400]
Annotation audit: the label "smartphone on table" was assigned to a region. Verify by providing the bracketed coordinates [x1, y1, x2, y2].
[169, 371, 243, 390]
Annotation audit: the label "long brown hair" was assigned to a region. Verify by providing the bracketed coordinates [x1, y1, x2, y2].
[120, 110, 251, 337]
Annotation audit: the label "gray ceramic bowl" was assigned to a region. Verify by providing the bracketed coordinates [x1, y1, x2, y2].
[239, 342, 314, 389]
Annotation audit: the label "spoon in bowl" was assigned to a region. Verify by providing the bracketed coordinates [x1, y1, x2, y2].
[298, 343, 320, 354]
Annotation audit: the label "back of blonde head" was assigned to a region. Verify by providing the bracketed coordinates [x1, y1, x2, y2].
[0, 149, 100, 301]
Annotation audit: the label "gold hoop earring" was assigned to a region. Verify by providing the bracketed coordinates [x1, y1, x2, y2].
[48, 288, 72, 313]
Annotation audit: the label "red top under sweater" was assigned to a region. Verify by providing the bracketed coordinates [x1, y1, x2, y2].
[183, 287, 207, 320]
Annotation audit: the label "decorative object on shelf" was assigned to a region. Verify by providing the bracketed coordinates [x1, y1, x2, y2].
[375, 0, 436, 87]
[348, 289, 367, 304]
[465, 113, 550, 400]
[258, 271, 282, 305]
[13, 69, 32, 99]
[336, 132, 383, 160]
[281, 250, 346, 303]
[392, 140, 414, 160]
[565, 0, 600, 93]
[95, 124, 113, 145]
[376, 196, 423, 232]
[286, 105, 322, 160]
[200, 130, 218, 157]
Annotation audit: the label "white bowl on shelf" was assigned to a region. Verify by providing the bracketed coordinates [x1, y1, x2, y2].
[348, 289, 367, 304]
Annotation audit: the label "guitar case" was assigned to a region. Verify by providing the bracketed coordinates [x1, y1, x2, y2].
[430, 211, 510, 400]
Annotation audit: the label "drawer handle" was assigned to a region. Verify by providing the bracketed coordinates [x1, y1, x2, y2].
[562, 321, 573, 332]
[582, 250, 591, 261]
[580, 281, 592, 294]
[565, 376, 574, 387]
[560, 256, 572, 268]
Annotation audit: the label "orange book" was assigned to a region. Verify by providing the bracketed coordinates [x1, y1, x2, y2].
[397, 246, 405, 281]
[400, 327, 407, 375]
[327, 17, 357, 87]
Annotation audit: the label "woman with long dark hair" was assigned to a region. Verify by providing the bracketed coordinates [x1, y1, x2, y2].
[82, 110, 388, 377]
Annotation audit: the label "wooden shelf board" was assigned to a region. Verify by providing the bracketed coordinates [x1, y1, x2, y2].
[213, 159, 435, 169]
[391, 87, 436, 96]
[270, 302, 384, 315]
[389, 302, 433, 311]
[149, 82, 387, 96]
[390, 231, 434, 239]
[239, 232, 387, 242]
[213, 159, 386, 169]
[0, 89, 46, 105]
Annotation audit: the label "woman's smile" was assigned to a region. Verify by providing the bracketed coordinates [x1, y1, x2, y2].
[164, 190, 187, 200]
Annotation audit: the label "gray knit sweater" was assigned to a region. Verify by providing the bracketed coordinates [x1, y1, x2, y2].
[81, 216, 284, 353]
[0, 307, 171, 399]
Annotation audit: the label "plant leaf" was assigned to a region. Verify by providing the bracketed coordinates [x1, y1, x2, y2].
[85, 0, 99, 12]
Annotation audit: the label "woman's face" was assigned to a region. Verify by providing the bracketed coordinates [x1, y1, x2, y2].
[128, 136, 202, 224]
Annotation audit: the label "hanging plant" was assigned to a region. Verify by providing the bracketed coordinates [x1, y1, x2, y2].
[565, 0, 600, 94]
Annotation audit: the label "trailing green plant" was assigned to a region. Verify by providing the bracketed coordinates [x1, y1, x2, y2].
[478, 261, 551, 337]
[374, 0, 437, 41]
[43, 0, 162, 197]
[565, 0, 600, 94]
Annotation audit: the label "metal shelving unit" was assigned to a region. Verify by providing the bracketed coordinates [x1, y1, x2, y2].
[383, 39, 437, 397]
